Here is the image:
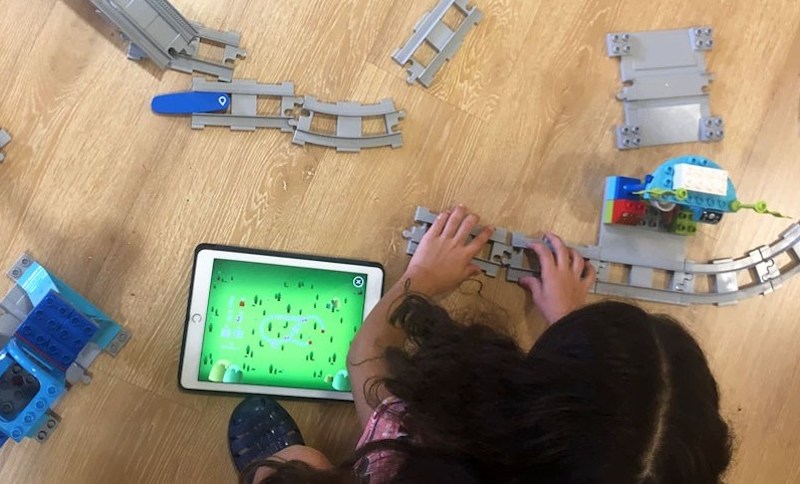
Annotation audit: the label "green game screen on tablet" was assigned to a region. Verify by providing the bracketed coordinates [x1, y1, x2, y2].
[198, 258, 368, 392]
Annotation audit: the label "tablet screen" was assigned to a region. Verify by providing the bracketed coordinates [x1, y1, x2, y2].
[197, 258, 368, 393]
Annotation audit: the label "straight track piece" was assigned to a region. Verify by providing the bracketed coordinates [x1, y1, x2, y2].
[190, 79, 300, 132]
[90, 0, 245, 80]
[392, 0, 483, 87]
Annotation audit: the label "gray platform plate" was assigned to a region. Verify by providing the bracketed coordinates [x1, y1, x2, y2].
[607, 27, 723, 149]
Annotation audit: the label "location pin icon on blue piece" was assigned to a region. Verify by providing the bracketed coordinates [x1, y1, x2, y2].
[151, 91, 231, 115]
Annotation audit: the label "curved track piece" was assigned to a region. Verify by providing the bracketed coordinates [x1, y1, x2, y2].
[290, 97, 404, 152]
[581, 223, 800, 306]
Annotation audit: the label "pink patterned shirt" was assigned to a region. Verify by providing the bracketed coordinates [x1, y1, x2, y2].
[355, 397, 409, 482]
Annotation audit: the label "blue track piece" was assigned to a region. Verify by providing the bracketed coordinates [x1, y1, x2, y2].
[16, 263, 124, 352]
[151, 91, 231, 115]
[644, 155, 737, 212]
[0, 341, 65, 443]
[15, 291, 99, 371]
[604, 176, 644, 201]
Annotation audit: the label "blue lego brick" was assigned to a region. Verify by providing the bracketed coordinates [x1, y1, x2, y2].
[0, 341, 65, 443]
[16, 263, 124, 352]
[0, 355, 40, 423]
[15, 291, 99, 371]
[0, 431, 7, 447]
[643, 155, 737, 213]
[604, 176, 644, 202]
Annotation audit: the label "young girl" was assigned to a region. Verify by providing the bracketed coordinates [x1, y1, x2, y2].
[227, 204, 732, 483]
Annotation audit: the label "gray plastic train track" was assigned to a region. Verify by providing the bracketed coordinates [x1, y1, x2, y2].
[190, 79, 301, 132]
[289, 97, 404, 152]
[402, 206, 800, 306]
[392, 0, 482, 87]
[0, 129, 10, 163]
[607, 27, 723, 149]
[90, 0, 245, 81]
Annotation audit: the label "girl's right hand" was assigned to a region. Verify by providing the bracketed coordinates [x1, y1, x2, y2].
[403, 204, 494, 297]
[518, 233, 596, 325]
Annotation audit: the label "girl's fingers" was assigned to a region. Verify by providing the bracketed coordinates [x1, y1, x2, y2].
[546, 233, 570, 268]
[518, 276, 543, 301]
[467, 263, 482, 276]
[466, 225, 494, 255]
[529, 241, 555, 277]
[442, 204, 467, 237]
[582, 261, 597, 288]
[428, 210, 450, 237]
[569, 248, 585, 275]
[455, 213, 479, 242]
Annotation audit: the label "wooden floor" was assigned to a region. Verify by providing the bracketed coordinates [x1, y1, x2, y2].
[0, 0, 799, 482]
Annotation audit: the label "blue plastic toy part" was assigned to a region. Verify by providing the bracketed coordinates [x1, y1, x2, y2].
[14, 291, 99, 371]
[643, 155, 737, 213]
[16, 262, 125, 353]
[151, 91, 231, 115]
[604, 176, 644, 201]
[0, 341, 65, 443]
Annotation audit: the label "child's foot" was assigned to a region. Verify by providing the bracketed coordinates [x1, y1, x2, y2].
[228, 396, 305, 472]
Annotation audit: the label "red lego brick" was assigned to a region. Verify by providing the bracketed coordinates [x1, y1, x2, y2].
[609, 199, 647, 225]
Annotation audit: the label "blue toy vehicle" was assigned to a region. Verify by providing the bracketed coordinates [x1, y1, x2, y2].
[0, 254, 130, 447]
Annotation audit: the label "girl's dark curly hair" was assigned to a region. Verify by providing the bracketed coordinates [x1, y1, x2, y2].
[243, 297, 732, 484]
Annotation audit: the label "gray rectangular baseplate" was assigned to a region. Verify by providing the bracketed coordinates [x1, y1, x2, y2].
[401, 206, 800, 306]
[607, 27, 723, 149]
[393, 0, 483, 87]
[190, 78, 301, 132]
[90, 0, 245, 81]
[289, 97, 404, 152]
[0, 129, 10, 163]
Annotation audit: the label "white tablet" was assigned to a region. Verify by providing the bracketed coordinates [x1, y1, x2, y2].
[179, 244, 384, 401]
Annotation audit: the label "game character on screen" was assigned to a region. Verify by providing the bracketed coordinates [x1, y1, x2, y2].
[226, 205, 733, 483]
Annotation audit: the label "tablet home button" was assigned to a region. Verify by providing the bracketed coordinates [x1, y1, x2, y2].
[191, 313, 202, 323]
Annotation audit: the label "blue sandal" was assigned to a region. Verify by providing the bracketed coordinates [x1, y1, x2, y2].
[228, 396, 305, 472]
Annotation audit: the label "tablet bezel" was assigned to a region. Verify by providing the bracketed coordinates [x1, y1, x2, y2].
[179, 244, 384, 401]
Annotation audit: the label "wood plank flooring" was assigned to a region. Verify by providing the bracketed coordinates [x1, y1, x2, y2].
[0, 1, 798, 482]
